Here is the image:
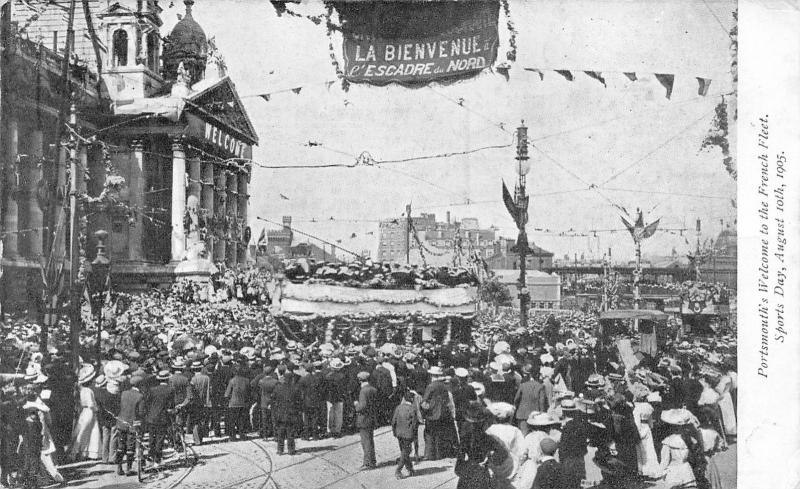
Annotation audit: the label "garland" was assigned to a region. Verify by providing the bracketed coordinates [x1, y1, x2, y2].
[500, 0, 518, 63]
[325, 4, 350, 92]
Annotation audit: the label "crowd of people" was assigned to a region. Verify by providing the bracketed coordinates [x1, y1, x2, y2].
[0, 279, 736, 489]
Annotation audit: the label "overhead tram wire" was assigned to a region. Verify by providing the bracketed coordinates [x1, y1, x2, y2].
[600, 105, 719, 186]
[256, 216, 363, 259]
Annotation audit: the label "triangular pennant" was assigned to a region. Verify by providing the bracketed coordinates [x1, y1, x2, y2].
[291, 87, 302, 94]
[623, 72, 637, 82]
[259, 94, 271, 102]
[584, 71, 606, 87]
[654, 74, 675, 99]
[502, 181, 518, 226]
[325, 80, 335, 91]
[555, 70, 574, 81]
[524, 68, 544, 80]
[640, 218, 660, 239]
[696, 77, 711, 96]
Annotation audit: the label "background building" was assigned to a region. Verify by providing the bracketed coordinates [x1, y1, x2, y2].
[1, 0, 258, 309]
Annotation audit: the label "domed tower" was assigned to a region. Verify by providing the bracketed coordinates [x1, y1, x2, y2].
[162, 0, 208, 85]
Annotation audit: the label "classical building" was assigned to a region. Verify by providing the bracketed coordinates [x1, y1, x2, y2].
[1, 0, 258, 308]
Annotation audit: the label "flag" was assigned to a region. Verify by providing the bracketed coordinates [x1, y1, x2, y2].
[350, 233, 357, 239]
[524, 68, 544, 80]
[640, 218, 660, 239]
[624, 72, 637, 82]
[696, 77, 711, 96]
[279, 193, 290, 200]
[291, 87, 302, 94]
[259, 94, 271, 102]
[325, 80, 335, 91]
[655, 74, 675, 99]
[502, 180, 518, 225]
[257, 227, 266, 244]
[502, 181, 527, 229]
[555, 70, 573, 81]
[584, 71, 606, 87]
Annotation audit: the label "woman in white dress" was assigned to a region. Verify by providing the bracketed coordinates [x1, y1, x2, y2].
[632, 400, 662, 478]
[68, 365, 102, 461]
[484, 402, 524, 489]
[714, 373, 736, 437]
[657, 409, 699, 489]
[513, 412, 561, 489]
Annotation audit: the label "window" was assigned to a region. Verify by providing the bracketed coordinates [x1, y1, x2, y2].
[146, 31, 159, 71]
[112, 29, 128, 67]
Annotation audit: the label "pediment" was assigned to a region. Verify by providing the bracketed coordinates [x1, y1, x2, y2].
[187, 77, 258, 145]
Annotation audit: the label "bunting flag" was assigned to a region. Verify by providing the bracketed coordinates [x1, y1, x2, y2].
[502, 180, 518, 227]
[624, 72, 638, 82]
[524, 68, 544, 80]
[291, 87, 302, 94]
[325, 80, 335, 91]
[257, 227, 266, 245]
[555, 70, 574, 81]
[501, 181, 528, 230]
[259, 94, 271, 102]
[621, 210, 660, 241]
[655, 73, 675, 99]
[696, 77, 712, 96]
[280, 193, 290, 200]
[584, 71, 606, 87]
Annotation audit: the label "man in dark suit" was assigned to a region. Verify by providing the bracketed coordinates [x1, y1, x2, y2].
[355, 371, 378, 470]
[558, 401, 590, 489]
[298, 362, 326, 440]
[143, 370, 175, 466]
[225, 363, 251, 441]
[116, 375, 145, 476]
[450, 368, 477, 430]
[271, 372, 303, 455]
[532, 438, 563, 489]
[257, 365, 278, 440]
[421, 367, 452, 461]
[514, 365, 548, 435]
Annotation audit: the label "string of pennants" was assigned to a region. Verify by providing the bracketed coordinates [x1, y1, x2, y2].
[518, 69, 711, 99]
[241, 80, 339, 102]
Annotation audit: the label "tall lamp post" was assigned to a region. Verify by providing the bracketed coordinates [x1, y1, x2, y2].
[87, 230, 111, 365]
[512, 122, 531, 329]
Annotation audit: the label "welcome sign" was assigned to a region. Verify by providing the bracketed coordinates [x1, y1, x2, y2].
[338, 1, 499, 86]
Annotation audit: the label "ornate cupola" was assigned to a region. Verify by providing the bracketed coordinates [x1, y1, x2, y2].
[162, 0, 208, 86]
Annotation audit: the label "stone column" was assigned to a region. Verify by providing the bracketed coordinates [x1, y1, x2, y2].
[226, 171, 238, 266]
[170, 139, 186, 262]
[201, 161, 214, 258]
[2, 119, 19, 257]
[27, 130, 44, 258]
[238, 171, 248, 263]
[186, 156, 202, 253]
[213, 167, 226, 263]
[128, 140, 144, 261]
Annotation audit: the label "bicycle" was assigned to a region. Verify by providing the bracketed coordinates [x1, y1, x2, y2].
[134, 410, 193, 482]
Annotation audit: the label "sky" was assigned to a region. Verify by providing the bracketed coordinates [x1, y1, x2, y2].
[161, 0, 737, 262]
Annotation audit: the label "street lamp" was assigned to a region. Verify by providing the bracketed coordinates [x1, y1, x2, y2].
[513, 122, 530, 329]
[88, 230, 111, 365]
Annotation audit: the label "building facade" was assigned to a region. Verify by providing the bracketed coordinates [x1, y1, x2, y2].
[1, 0, 258, 308]
[486, 237, 554, 271]
[377, 212, 498, 266]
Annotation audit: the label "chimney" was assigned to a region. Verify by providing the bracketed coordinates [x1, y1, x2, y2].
[282, 216, 292, 231]
[446, 211, 450, 224]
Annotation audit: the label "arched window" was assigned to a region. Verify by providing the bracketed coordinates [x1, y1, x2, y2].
[112, 29, 128, 67]
[146, 31, 159, 71]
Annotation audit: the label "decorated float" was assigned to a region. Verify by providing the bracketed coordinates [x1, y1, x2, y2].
[268, 261, 479, 347]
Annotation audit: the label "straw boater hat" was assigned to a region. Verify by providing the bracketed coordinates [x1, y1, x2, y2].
[454, 368, 469, 379]
[585, 373, 605, 388]
[493, 341, 511, 355]
[487, 402, 515, 421]
[527, 412, 559, 426]
[329, 358, 344, 370]
[661, 408, 692, 426]
[94, 374, 107, 388]
[78, 364, 96, 385]
[156, 369, 171, 382]
[428, 366, 445, 377]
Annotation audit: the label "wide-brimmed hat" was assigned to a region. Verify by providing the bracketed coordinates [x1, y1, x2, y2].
[357, 371, 370, 381]
[191, 360, 203, 371]
[608, 373, 625, 382]
[646, 392, 662, 403]
[78, 364, 96, 385]
[428, 366, 445, 377]
[454, 367, 469, 378]
[661, 408, 692, 426]
[171, 357, 186, 370]
[527, 412, 559, 426]
[585, 373, 605, 387]
[204, 345, 218, 356]
[104, 360, 128, 380]
[487, 402, 515, 420]
[469, 382, 485, 397]
[94, 374, 107, 388]
[239, 347, 256, 360]
[286, 341, 298, 351]
[156, 369, 170, 381]
[493, 341, 510, 355]
[329, 358, 344, 370]
[560, 399, 578, 412]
